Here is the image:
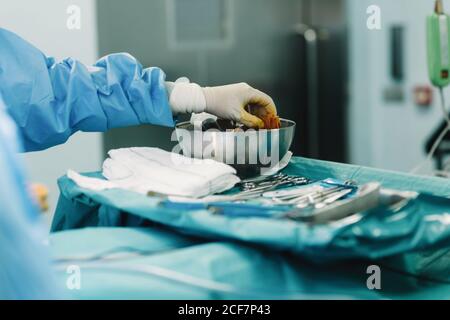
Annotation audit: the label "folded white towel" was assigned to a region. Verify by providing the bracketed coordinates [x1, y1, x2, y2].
[68, 147, 240, 198]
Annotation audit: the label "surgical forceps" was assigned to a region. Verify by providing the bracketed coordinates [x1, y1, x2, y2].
[238, 173, 310, 192]
[263, 179, 356, 204]
[228, 174, 311, 202]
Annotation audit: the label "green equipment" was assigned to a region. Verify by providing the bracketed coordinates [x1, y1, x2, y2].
[427, 0, 450, 87]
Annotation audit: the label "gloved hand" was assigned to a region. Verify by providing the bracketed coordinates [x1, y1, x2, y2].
[167, 79, 277, 128]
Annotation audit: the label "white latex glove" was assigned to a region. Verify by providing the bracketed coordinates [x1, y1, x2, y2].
[167, 79, 277, 128]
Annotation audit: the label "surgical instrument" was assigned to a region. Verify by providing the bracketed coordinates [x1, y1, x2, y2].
[283, 186, 352, 208]
[285, 182, 381, 224]
[238, 173, 310, 192]
[265, 180, 356, 204]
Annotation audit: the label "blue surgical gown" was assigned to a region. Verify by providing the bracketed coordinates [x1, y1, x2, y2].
[0, 28, 175, 152]
[0, 101, 61, 299]
[0, 28, 174, 298]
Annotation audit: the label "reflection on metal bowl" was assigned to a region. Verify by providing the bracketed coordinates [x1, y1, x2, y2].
[175, 119, 296, 178]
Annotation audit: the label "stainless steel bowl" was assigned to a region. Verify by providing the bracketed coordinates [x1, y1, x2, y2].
[175, 119, 296, 177]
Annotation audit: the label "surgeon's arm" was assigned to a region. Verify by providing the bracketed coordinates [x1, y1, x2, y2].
[0, 29, 174, 152]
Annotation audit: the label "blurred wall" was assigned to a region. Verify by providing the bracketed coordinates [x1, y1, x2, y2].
[0, 0, 102, 214]
[347, 0, 444, 173]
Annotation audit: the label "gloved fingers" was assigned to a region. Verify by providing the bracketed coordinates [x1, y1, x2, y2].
[246, 104, 272, 119]
[243, 88, 280, 129]
[240, 110, 265, 129]
[246, 88, 277, 116]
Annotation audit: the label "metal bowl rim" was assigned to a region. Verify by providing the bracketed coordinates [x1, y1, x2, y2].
[175, 118, 296, 134]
